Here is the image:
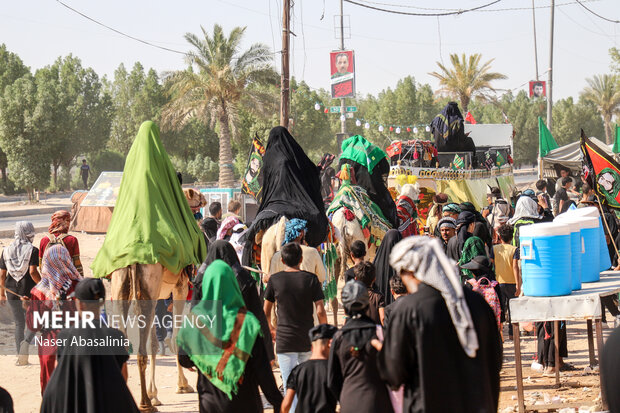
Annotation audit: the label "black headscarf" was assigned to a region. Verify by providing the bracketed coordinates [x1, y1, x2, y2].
[459, 202, 493, 250]
[372, 229, 402, 305]
[193, 240, 275, 360]
[340, 280, 376, 349]
[0, 387, 13, 413]
[244, 127, 327, 251]
[456, 211, 476, 253]
[431, 102, 465, 150]
[338, 155, 399, 228]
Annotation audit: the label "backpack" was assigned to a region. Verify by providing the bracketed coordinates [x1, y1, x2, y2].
[467, 277, 501, 330]
[46, 233, 69, 250]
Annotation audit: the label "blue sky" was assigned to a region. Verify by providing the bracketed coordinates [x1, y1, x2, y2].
[1, 0, 618, 100]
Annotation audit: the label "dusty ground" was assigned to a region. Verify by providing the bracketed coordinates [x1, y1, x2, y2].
[0, 232, 612, 412]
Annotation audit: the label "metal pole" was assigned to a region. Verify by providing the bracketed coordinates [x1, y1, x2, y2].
[280, 0, 290, 128]
[532, 0, 540, 80]
[339, 0, 347, 135]
[546, 0, 555, 132]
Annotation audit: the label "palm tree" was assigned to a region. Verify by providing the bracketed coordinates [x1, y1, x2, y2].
[580, 74, 620, 144]
[429, 53, 507, 113]
[163, 25, 277, 187]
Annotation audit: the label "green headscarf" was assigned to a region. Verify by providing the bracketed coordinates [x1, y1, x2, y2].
[458, 236, 487, 279]
[340, 135, 387, 174]
[177, 260, 261, 399]
[91, 121, 206, 277]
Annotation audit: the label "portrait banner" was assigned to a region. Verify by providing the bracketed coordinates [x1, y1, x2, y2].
[529, 80, 546, 98]
[581, 130, 620, 210]
[241, 135, 265, 201]
[330, 50, 355, 98]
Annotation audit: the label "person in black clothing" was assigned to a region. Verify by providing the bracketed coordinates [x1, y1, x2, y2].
[263, 242, 327, 411]
[192, 240, 274, 361]
[601, 326, 620, 413]
[437, 217, 457, 253]
[0, 387, 13, 413]
[80, 159, 90, 189]
[446, 211, 477, 262]
[372, 229, 402, 305]
[0, 221, 40, 365]
[354, 261, 385, 325]
[459, 202, 493, 255]
[554, 177, 573, 215]
[328, 280, 394, 413]
[378, 236, 502, 413]
[179, 261, 283, 413]
[344, 240, 366, 283]
[40, 278, 139, 413]
[383, 274, 408, 328]
[200, 202, 222, 245]
[282, 324, 339, 413]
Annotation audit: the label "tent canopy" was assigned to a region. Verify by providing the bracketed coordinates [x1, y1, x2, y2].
[541, 137, 612, 177]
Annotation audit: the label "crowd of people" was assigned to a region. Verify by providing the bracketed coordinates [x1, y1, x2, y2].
[4, 133, 620, 413]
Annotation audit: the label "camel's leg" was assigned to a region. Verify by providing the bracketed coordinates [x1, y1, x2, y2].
[147, 328, 161, 406]
[332, 253, 341, 327]
[172, 274, 193, 394]
[134, 264, 163, 412]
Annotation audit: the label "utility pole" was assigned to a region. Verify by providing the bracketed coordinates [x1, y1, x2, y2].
[280, 0, 290, 128]
[532, 0, 539, 80]
[546, 0, 555, 133]
[339, 0, 346, 135]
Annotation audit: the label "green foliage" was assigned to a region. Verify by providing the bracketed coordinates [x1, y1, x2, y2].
[429, 53, 507, 113]
[162, 24, 277, 187]
[34, 55, 111, 189]
[0, 76, 51, 198]
[580, 74, 620, 144]
[611, 47, 620, 75]
[107, 63, 164, 155]
[0, 44, 30, 191]
[89, 149, 125, 179]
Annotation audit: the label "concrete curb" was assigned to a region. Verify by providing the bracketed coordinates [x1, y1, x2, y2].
[0, 225, 49, 238]
[0, 206, 70, 218]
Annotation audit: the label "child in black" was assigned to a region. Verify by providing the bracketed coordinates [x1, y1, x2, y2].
[282, 324, 338, 413]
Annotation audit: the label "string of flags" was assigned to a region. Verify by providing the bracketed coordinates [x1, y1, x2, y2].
[312, 101, 433, 133]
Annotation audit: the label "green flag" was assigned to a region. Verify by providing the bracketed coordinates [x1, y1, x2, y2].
[613, 124, 620, 154]
[496, 152, 506, 167]
[539, 117, 559, 158]
[452, 154, 464, 170]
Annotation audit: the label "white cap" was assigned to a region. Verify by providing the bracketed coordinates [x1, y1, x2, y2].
[520, 222, 572, 237]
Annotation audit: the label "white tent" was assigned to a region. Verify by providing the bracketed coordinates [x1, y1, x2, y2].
[541, 137, 613, 178]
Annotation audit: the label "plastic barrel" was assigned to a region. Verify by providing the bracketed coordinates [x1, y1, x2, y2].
[553, 217, 583, 290]
[520, 222, 572, 297]
[563, 207, 611, 271]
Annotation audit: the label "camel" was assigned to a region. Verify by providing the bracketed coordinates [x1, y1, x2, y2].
[108, 264, 194, 411]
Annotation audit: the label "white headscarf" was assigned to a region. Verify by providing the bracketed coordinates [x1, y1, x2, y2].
[3, 221, 35, 282]
[389, 236, 479, 358]
[508, 196, 541, 225]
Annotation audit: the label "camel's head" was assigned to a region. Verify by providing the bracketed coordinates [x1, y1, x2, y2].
[183, 188, 207, 212]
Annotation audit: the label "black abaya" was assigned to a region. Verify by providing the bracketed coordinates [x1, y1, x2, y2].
[339, 157, 399, 228]
[179, 338, 282, 413]
[193, 240, 274, 360]
[327, 316, 393, 413]
[601, 326, 620, 413]
[244, 127, 327, 251]
[372, 229, 402, 305]
[378, 284, 502, 413]
[40, 326, 139, 413]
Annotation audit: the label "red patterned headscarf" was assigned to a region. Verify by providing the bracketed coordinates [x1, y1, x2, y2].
[48, 210, 71, 234]
[34, 244, 82, 300]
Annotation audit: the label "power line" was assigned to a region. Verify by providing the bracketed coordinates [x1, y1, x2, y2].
[343, 0, 503, 16]
[353, 0, 600, 13]
[55, 0, 187, 55]
[575, 0, 620, 23]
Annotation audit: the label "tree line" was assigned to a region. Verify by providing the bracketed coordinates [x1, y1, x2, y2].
[0, 27, 618, 197]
